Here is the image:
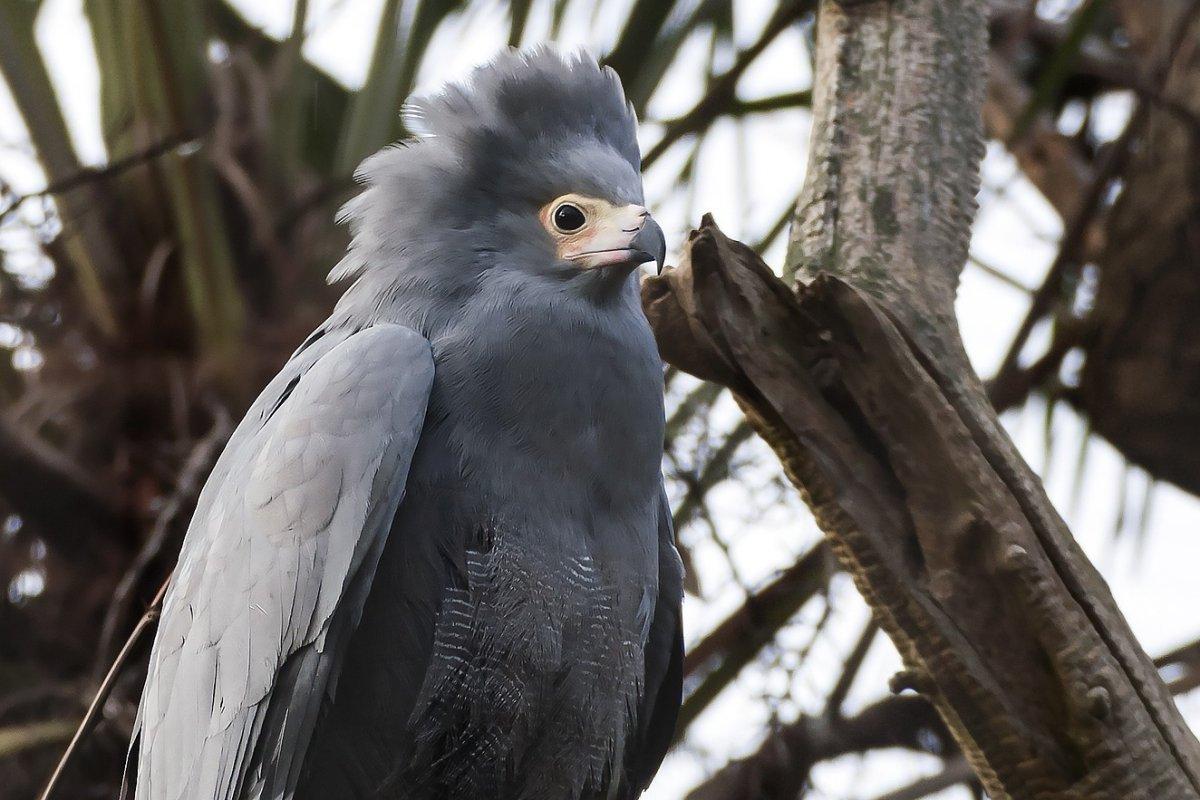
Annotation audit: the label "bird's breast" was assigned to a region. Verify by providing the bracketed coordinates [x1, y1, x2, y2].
[399, 521, 647, 799]
[387, 297, 665, 798]
[422, 296, 665, 535]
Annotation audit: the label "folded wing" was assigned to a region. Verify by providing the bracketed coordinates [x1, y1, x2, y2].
[133, 325, 434, 800]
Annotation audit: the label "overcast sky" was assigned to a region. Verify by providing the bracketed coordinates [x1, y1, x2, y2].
[2, 2, 1198, 798]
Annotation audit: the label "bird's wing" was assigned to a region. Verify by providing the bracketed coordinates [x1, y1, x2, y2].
[133, 324, 434, 800]
[627, 486, 685, 796]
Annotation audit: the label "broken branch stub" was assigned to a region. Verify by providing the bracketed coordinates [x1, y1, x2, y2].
[641, 218, 1200, 800]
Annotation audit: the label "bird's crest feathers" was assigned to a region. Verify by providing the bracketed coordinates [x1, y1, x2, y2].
[330, 47, 641, 286]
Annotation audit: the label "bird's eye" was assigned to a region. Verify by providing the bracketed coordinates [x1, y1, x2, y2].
[552, 203, 587, 232]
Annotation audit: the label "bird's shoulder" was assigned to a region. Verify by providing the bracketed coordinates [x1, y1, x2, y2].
[196, 323, 433, 529]
[133, 323, 434, 800]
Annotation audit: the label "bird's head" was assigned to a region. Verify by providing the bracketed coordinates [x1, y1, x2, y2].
[331, 48, 664, 310]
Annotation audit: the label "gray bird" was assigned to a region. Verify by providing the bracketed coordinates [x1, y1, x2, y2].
[128, 48, 682, 800]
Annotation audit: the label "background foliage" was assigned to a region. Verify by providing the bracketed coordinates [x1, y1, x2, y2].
[1, 0, 1199, 797]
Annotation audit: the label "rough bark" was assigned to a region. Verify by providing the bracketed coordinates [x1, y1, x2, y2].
[642, 1, 1200, 798]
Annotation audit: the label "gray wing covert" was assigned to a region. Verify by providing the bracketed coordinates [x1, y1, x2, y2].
[133, 325, 434, 800]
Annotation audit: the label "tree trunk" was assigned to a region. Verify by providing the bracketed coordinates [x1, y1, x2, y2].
[642, 2, 1200, 798]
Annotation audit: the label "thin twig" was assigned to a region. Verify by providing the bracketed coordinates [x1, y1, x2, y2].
[824, 618, 879, 718]
[93, 407, 229, 679]
[988, 324, 1085, 413]
[642, 1, 813, 169]
[751, 197, 800, 255]
[968, 253, 1034, 293]
[38, 578, 170, 800]
[869, 757, 974, 800]
[1156, 634, 1200, 695]
[671, 419, 755, 533]
[656, 90, 813, 131]
[683, 541, 831, 678]
[0, 132, 196, 226]
[986, 105, 1143, 398]
[684, 695, 952, 800]
[676, 543, 832, 740]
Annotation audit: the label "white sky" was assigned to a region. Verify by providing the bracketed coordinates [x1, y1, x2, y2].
[2, 2, 1198, 799]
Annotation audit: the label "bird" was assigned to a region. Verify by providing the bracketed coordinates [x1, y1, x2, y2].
[127, 48, 682, 800]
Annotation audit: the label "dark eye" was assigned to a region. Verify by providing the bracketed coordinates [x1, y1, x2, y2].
[552, 203, 586, 232]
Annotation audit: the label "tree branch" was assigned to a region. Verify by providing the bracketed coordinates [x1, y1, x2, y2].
[684, 694, 953, 800]
[641, 1, 814, 169]
[0, 132, 195, 226]
[982, 52, 1094, 225]
[93, 407, 230, 678]
[672, 419, 755, 533]
[37, 579, 169, 800]
[0, 1, 128, 334]
[1068, 0, 1200, 497]
[684, 629, 1200, 800]
[823, 618, 878, 718]
[644, 211, 1200, 798]
[641, 7, 1200, 800]
[869, 757, 976, 800]
[984, 96, 1146, 406]
[678, 542, 831, 737]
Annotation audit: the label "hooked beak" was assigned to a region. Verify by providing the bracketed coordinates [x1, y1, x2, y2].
[629, 216, 667, 274]
[564, 206, 666, 273]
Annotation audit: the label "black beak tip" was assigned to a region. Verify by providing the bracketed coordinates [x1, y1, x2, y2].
[631, 218, 667, 275]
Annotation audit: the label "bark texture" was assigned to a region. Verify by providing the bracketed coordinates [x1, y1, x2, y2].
[643, 1, 1200, 798]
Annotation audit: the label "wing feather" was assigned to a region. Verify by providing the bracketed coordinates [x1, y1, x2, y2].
[134, 324, 434, 800]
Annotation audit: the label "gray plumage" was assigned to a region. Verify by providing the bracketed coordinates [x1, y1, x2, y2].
[130, 48, 683, 800]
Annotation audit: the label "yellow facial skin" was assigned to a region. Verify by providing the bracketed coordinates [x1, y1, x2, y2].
[539, 193, 651, 269]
